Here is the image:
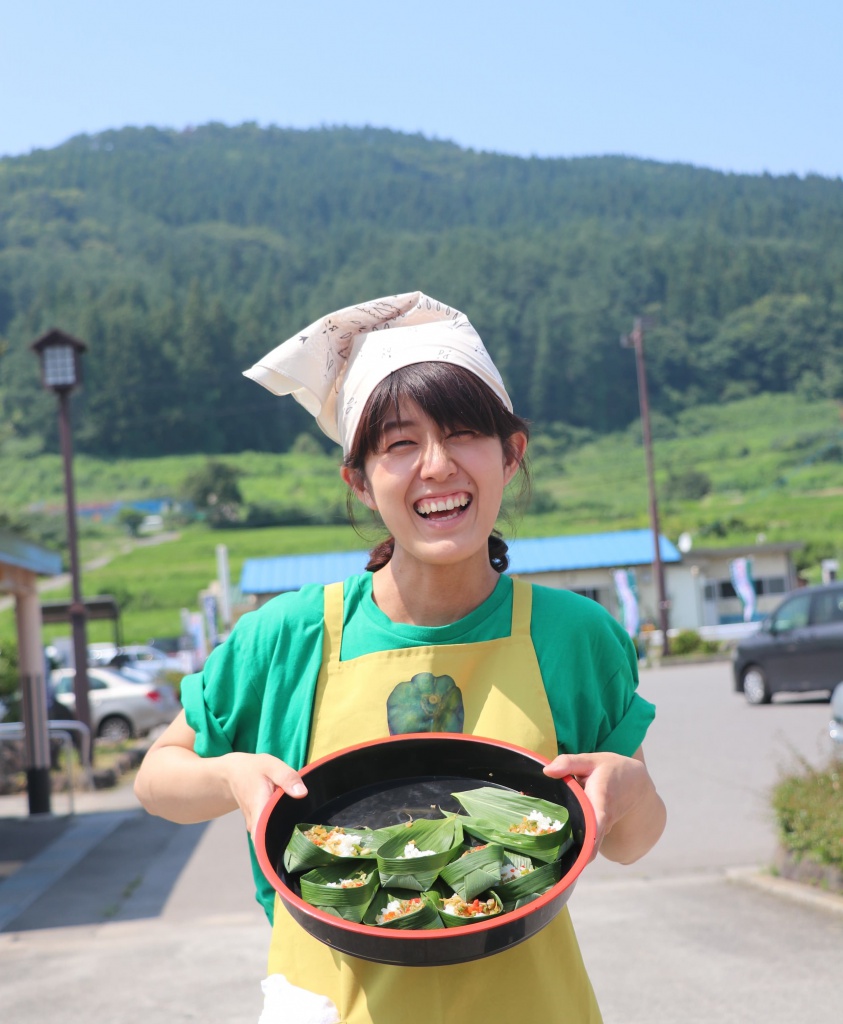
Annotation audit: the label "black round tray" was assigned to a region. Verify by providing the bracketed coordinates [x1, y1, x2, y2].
[255, 733, 595, 967]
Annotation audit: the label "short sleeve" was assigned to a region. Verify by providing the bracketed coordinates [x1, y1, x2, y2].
[180, 584, 327, 767]
[595, 689, 655, 756]
[180, 617, 265, 757]
[530, 584, 656, 757]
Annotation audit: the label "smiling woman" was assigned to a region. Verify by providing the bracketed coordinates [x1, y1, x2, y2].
[134, 290, 665, 1024]
[339, 361, 530, 601]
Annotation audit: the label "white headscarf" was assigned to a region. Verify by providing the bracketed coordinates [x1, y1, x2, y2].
[243, 291, 512, 453]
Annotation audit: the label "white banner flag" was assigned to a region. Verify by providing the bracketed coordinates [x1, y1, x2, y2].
[613, 569, 640, 638]
[730, 557, 756, 622]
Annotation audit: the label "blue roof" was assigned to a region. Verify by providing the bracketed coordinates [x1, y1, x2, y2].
[240, 550, 371, 594]
[0, 531, 63, 577]
[239, 529, 680, 595]
[508, 529, 681, 574]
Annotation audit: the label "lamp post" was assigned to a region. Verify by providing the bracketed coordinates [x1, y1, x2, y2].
[620, 317, 671, 655]
[31, 329, 93, 754]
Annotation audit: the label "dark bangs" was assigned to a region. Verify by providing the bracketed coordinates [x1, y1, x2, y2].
[345, 362, 529, 470]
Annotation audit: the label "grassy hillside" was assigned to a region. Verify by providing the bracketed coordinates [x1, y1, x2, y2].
[1, 393, 841, 649]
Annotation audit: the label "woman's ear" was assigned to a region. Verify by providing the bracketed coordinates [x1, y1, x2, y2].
[340, 465, 377, 511]
[502, 431, 528, 486]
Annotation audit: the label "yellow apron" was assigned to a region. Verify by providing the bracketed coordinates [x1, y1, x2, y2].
[268, 579, 601, 1024]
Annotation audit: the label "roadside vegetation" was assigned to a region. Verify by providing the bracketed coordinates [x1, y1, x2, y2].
[772, 754, 843, 895]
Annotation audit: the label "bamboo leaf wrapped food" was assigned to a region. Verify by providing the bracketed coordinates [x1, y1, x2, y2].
[429, 890, 504, 928]
[283, 823, 377, 873]
[356, 821, 416, 853]
[298, 863, 380, 922]
[451, 787, 573, 864]
[363, 888, 442, 930]
[495, 853, 564, 912]
[437, 843, 505, 902]
[376, 815, 464, 891]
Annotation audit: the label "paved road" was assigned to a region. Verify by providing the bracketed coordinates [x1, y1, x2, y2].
[1, 661, 840, 1023]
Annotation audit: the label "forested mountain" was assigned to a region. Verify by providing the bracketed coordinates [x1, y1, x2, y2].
[1, 123, 842, 458]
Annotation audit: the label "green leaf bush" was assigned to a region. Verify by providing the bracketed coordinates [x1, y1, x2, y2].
[772, 756, 843, 881]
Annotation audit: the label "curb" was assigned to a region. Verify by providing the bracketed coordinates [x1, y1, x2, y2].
[727, 865, 843, 916]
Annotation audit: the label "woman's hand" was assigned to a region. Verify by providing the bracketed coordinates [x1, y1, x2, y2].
[221, 751, 308, 837]
[543, 747, 665, 864]
[135, 711, 308, 834]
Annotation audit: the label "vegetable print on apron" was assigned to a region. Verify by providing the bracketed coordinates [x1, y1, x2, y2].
[267, 580, 602, 1024]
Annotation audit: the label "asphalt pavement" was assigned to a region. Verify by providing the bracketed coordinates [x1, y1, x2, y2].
[1, 661, 841, 1024]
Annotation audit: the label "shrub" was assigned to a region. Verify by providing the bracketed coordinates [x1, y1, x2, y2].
[664, 469, 711, 501]
[671, 630, 700, 655]
[772, 756, 843, 873]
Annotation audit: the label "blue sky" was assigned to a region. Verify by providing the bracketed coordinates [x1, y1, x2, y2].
[2, 1, 841, 178]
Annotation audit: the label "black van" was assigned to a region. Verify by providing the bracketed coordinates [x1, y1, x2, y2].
[733, 582, 843, 704]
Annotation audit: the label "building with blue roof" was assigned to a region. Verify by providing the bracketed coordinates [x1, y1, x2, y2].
[238, 527, 800, 633]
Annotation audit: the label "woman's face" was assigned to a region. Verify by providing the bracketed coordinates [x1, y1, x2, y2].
[343, 398, 526, 573]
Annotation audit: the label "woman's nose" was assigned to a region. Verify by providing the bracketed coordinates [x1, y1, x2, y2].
[419, 439, 456, 478]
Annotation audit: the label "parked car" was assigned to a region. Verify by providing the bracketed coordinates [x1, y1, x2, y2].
[733, 582, 843, 705]
[87, 643, 177, 681]
[147, 636, 198, 674]
[830, 682, 843, 745]
[49, 666, 181, 741]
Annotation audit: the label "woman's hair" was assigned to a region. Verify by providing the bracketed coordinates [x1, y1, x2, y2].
[342, 361, 530, 573]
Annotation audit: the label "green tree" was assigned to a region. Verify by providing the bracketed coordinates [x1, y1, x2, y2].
[182, 460, 244, 525]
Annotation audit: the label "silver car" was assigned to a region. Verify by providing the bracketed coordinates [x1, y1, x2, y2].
[50, 666, 181, 742]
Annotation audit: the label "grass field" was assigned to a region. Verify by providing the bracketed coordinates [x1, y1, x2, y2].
[1, 392, 842, 649]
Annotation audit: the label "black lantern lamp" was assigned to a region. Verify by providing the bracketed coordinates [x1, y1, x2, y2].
[32, 328, 87, 391]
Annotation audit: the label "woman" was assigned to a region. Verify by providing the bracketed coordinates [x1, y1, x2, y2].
[135, 292, 666, 1024]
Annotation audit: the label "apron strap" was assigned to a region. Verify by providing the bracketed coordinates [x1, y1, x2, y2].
[322, 581, 345, 665]
[324, 578, 532, 657]
[510, 579, 533, 637]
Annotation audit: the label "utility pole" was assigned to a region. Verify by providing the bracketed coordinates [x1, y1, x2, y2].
[621, 317, 670, 655]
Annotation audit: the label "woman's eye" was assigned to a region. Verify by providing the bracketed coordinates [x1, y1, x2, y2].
[449, 429, 476, 440]
[386, 438, 414, 451]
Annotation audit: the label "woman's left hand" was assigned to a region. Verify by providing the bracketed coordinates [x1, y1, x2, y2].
[544, 747, 666, 865]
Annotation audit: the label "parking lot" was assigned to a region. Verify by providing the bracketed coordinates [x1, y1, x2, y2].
[0, 660, 840, 1023]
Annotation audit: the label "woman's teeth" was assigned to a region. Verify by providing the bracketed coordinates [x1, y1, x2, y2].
[415, 495, 470, 517]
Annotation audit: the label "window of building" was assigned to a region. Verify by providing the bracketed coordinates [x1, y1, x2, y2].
[707, 576, 787, 600]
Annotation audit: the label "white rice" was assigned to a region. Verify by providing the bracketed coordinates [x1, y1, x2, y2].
[500, 862, 532, 882]
[400, 841, 436, 859]
[525, 810, 563, 833]
[324, 831, 366, 857]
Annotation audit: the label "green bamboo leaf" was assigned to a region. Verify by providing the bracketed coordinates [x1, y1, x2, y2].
[429, 890, 505, 928]
[496, 857, 563, 910]
[438, 843, 505, 901]
[282, 823, 377, 873]
[376, 815, 464, 891]
[299, 863, 379, 923]
[363, 888, 443, 930]
[452, 787, 572, 863]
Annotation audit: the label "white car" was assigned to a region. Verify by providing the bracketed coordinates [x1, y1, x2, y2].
[50, 666, 181, 742]
[831, 682, 843, 745]
[87, 643, 181, 681]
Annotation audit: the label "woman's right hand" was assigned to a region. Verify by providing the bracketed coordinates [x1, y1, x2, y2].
[134, 712, 308, 832]
[221, 752, 308, 837]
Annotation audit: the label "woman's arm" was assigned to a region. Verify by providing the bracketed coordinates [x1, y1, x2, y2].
[544, 746, 666, 864]
[134, 710, 308, 836]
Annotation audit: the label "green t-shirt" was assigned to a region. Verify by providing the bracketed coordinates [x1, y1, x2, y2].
[182, 572, 655, 919]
